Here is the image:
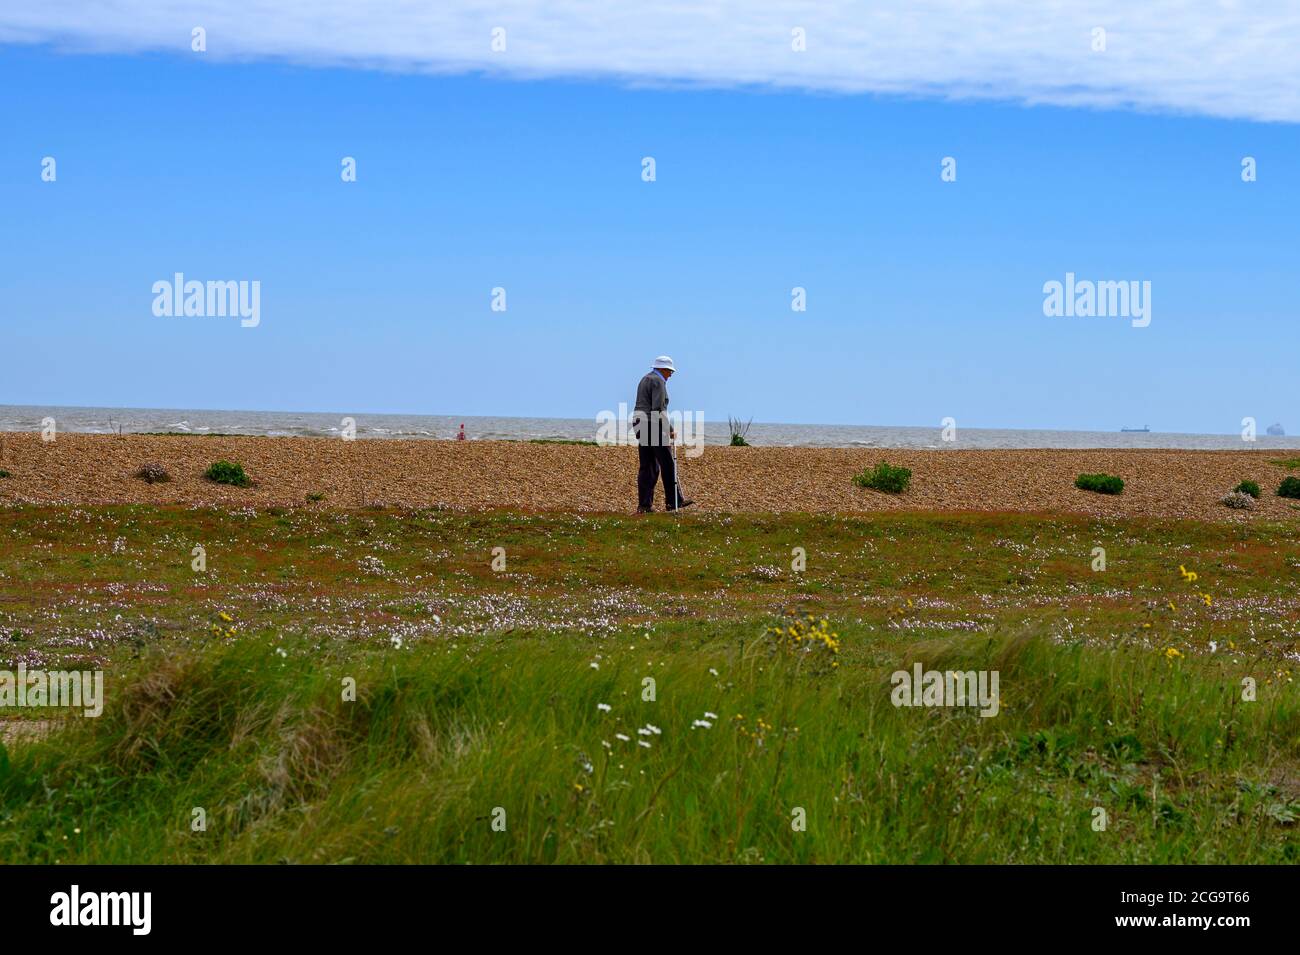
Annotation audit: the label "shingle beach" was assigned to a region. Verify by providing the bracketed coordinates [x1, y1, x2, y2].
[1, 432, 1296, 521]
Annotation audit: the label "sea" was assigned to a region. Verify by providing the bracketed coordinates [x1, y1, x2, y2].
[2, 405, 1296, 451]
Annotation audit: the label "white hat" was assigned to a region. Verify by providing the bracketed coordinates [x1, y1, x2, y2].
[652, 355, 676, 371]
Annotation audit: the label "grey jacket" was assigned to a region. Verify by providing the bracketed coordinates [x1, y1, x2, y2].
[633, 371, 670, 443]
[634, 371, 669, 416]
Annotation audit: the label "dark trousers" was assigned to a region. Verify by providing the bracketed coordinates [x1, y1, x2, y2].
[637, 441, 679, 510]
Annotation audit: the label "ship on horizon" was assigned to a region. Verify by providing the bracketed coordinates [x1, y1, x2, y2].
[1120, 425, 1151, 432]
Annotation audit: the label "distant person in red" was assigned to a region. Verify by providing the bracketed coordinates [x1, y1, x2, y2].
[457, 423, 466, 441]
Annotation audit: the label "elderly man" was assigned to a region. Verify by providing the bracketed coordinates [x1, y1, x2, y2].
[633, 356, 694, 513]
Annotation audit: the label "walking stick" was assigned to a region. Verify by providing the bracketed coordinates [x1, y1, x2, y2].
[671, 435, 681, 510]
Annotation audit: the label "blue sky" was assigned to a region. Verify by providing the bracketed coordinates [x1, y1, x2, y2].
[2, 29, 1296, 433]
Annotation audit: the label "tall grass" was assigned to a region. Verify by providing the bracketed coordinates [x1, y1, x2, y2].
[3, 626, 1296, 864]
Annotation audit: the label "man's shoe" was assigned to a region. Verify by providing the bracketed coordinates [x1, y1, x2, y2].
[635, 507, 653, 514]
[668, 499, 695, 511]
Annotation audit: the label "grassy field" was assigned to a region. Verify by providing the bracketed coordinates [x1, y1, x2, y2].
[0, 504, 1297, 863]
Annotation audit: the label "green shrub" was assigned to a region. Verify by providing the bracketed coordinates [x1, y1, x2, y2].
[1075, 473, 1124, 495]
[306, 492, 325, 502]
[0, 469, 10, 479]
[203, 460, 251, 487]
[1234, 480, 1261, 499]
[1278, 477, 1300, 500]
[853, 461, 912, 494]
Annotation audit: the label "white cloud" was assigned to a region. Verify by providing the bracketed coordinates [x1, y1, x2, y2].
[4, 1, 1298, 122]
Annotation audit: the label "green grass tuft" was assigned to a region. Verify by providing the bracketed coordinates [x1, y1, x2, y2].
[1075, 473, 1124, 495]
[853, 461, 912, 493]
[203, 461, 251, 487]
